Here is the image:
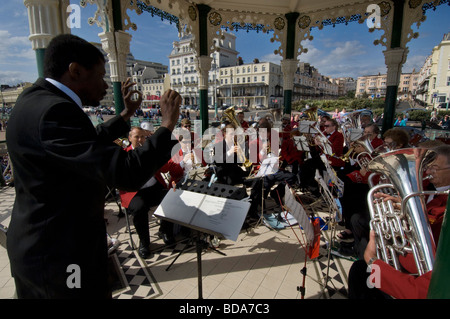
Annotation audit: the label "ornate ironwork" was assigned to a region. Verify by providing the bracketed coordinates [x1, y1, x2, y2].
[136, 0, 180, 28]
[422, 0, 450, 13]
[319, 14, 362, 28]
[274, 17, 285, 30]
[222, 23, 273, 33]
[409, 0, 423, 9]
[209, 11, 222, 26]
[298, 15, 311, 29]
[188, 5, 197, 21]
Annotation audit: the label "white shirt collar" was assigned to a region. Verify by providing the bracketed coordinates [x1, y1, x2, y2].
[45, 78, 82, 109]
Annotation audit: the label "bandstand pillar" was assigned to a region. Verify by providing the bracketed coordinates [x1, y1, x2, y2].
[381, 0, 407, 134]
[24, 0, 71, 77]
[195, 4, 212, 132]
[97, 0, 131, 115]
[282, 12, 299, 116]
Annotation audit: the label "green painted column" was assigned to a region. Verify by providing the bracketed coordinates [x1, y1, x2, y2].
[111, 0, 125, 115]
[427, 194, 450, 298]
[35, 48, 46, 78]
[197, 4, 212, 132]
[381, 0, 405, 134]
[283, 12, 299, 115]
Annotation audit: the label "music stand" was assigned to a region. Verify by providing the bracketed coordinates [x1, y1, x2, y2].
[248, 156, 280, 231]
[154, 179, 249, 299]
[314, 169, 346, 297]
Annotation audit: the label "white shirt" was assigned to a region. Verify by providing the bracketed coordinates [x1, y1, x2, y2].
[45, 78, 82, 109]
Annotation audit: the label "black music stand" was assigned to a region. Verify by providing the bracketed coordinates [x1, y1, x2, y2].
[154, 179, 249, 299]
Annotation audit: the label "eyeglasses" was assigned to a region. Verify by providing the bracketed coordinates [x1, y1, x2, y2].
[323, 125, 332, 127]
[425, 165, 450, 173]
[183, 125, 191, 128]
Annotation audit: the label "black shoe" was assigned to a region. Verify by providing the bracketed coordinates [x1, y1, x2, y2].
[138, 242, 151, 258]
[158, 232, 175, 245]
[338, 244, 355, 257]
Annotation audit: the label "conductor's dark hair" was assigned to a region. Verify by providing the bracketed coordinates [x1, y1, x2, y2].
[43, 34, 105, 80]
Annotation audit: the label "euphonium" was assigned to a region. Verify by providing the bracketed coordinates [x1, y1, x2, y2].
[304, 106, 318, 122]
[223, 106, 252, 168]
[366, 148, 440, 275]
[114, 137, 130, 148]
[345, 135, 374, 168]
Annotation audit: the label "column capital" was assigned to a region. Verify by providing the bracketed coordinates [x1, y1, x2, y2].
[383, 47, 408, 86]
[195, 56, 212, 90]
[24, 0, 71, 50]
[99, 30, 132, 83]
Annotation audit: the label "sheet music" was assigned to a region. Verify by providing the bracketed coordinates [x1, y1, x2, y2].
[256, 156, 279, 177]
[293, 136, 310, 151]
[191, 195, 249, 241]
[283, 185, 314, 243]
[298, 121, 318, 134]
[154, 189, 250, 241]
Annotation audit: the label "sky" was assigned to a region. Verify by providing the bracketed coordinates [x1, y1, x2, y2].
[0, 0, 449, 86]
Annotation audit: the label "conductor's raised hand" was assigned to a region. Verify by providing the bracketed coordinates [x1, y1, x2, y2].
[160, 89, 181, 131]
[120, 78, 143, 121]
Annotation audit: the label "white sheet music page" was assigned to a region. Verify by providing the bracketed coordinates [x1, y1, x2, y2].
[283, 185, 314, 243]
[256, 156, 279, 177]
[191, 195, 250, 241]
[154, 189, 250, 241]
[154, 189, 206, 225]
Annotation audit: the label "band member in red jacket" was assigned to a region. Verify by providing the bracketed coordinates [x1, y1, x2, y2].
[119, 126, 184, 258]
[299, 118, 344, 196]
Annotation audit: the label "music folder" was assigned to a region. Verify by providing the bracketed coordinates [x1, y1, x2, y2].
[154, 189, 250, 241]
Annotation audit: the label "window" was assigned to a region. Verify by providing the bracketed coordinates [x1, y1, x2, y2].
[447, 76, 450, 86]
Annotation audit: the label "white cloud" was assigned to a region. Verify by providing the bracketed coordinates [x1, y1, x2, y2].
[403, 54, 427, 73]
[0, 70, 36, 85]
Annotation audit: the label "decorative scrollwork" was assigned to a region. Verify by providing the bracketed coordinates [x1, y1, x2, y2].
[274, 17, 285, 30]
[188, 5, 197, 21]
[209, 11, 222, 26]
[298, 15, 311, 29]
[408, 0, 422, 9]
[379, 1, 391, 16]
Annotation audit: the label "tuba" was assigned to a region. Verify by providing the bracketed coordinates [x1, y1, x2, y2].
[366, 148, 445, 275]
[223, 106, 252, 168]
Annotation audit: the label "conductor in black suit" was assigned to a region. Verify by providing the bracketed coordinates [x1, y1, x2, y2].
[5, 34, 181, 299]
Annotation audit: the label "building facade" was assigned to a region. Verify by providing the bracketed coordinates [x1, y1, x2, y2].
[217, 62, 283, 109]
[416, 33, 450, 107]
[356, 72, 418, 100]
[168, 31, 239, 107]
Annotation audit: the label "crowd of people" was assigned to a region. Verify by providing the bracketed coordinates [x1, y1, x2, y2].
[4, 33, 449, 299]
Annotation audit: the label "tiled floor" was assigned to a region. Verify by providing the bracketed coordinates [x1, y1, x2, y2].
[0, 181, 355, 300]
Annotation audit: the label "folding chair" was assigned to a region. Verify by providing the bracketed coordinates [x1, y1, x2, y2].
[118, 190, 137, 250]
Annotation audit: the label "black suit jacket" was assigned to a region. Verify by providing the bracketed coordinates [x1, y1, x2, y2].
[6, 78, 178, 298]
